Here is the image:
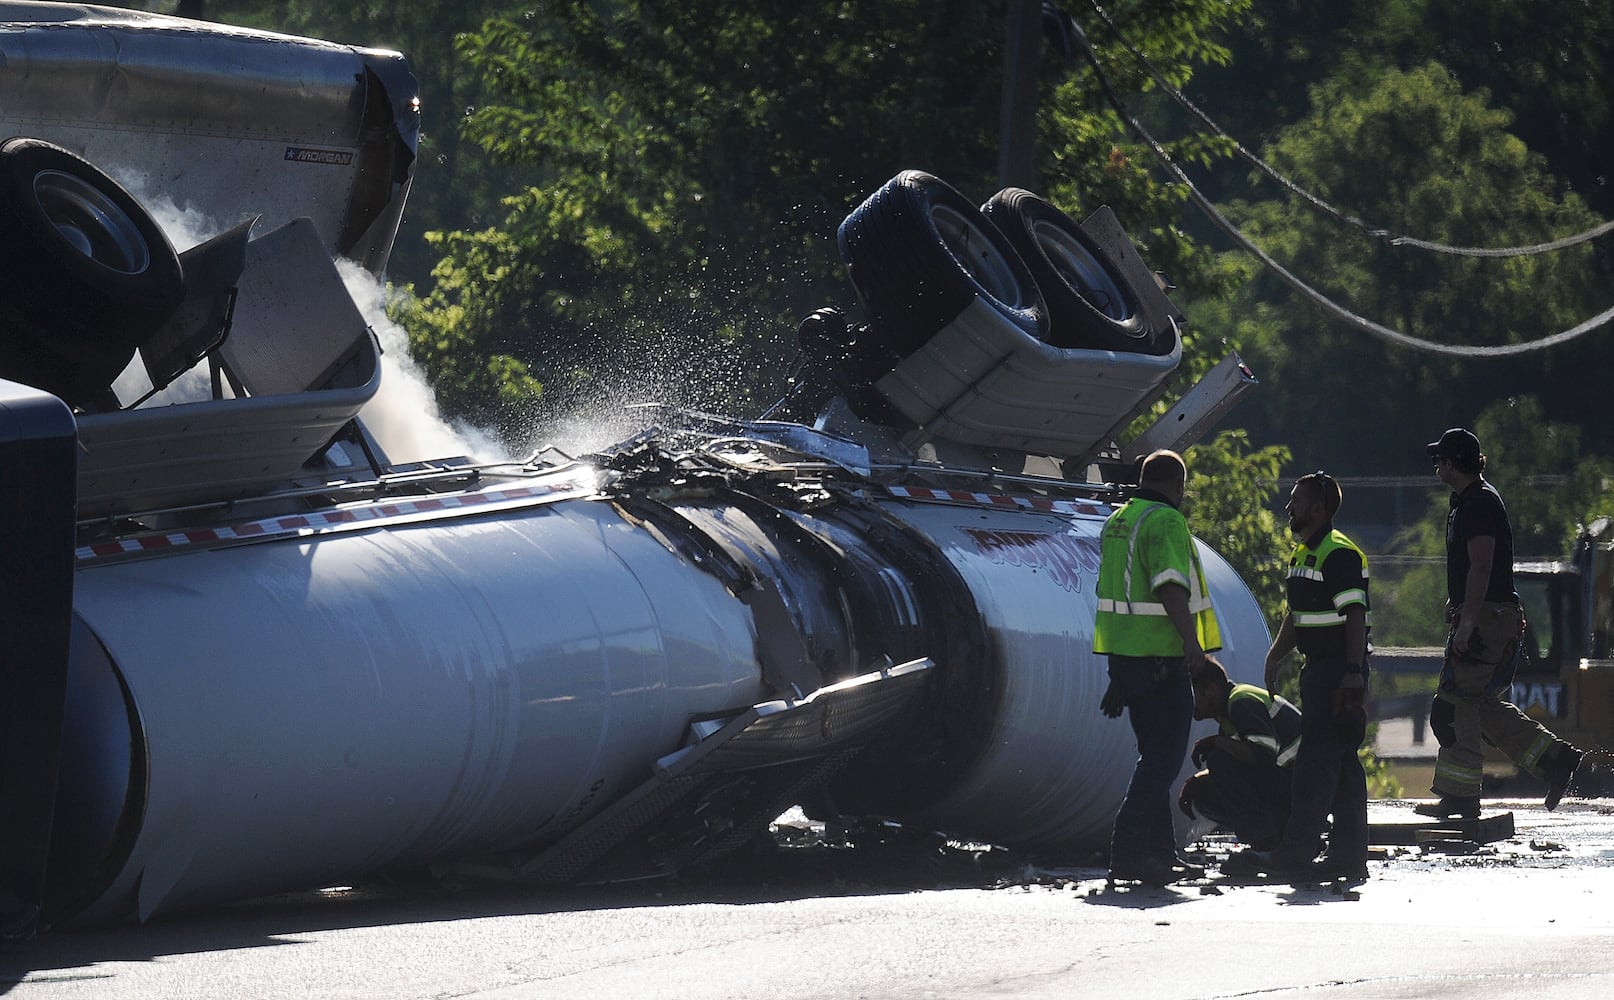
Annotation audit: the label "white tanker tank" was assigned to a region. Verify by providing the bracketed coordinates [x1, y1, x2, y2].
[0, 4, 1267, 938]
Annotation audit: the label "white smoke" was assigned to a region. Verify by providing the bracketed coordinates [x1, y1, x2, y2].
[135, 191, 221, 254]
[109, 177, 502, 464]
[334, 259, 503, 464]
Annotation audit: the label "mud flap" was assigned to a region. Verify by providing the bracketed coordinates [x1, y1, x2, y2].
[0, 381, 76, 940]
[455, 657, 935, 885]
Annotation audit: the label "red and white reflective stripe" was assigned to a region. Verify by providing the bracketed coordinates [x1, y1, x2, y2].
[76, 474, 598, 563]
[884, 485, 1108, 518]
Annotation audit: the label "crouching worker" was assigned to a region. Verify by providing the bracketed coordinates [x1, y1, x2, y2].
[1179, 657, 1301, 850]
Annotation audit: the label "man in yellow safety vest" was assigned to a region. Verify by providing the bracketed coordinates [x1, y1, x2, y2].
[1224, 471, 1371, 882]
[1094, 449, 1222, 886]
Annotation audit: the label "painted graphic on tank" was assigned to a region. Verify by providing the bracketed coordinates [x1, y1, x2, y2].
[963, 526, 1104, 594]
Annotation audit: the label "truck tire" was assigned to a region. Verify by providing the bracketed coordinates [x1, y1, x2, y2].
[0, 137, 184, 370]
[982, 188, 1170, 355]
[837, 171, 1045, 365]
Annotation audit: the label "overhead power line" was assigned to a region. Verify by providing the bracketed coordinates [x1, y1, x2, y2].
[1077, 0, 1614, 259]
[1060, 7, 1614, 357]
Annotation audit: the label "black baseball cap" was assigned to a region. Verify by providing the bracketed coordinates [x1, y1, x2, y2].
[1426, 427, 1481, 461]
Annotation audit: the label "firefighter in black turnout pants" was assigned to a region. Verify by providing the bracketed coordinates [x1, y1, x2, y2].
[1224, 472, 1370, 881]
[1418, 427, 1583, 818]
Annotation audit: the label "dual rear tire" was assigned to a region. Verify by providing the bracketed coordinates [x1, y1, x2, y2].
[836, 172, 1172, 367]
[837, 170, 1047, 366]
[982, 187, 1172, 355]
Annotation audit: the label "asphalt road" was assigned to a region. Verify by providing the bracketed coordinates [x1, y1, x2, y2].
[4, 798, 1613, 999]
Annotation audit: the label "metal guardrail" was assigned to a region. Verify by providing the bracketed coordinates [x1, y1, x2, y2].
[1372, 647, 1444, 674]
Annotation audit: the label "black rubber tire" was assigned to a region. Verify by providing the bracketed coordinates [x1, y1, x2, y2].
[837, 170, 1045, 366]
[981, 188, 1170, 355]
[0, 137, 184, 370]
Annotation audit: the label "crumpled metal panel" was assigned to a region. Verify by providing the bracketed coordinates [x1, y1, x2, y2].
[75, 218, 382, 518]
[874, 297, 1181, 459]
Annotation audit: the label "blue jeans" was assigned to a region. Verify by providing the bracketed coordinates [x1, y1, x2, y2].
[1275, 655, 1369, 865]
[1107, 654, 1193, 865]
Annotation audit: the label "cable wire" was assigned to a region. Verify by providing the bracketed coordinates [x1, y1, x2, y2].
[1078, 0, 1614, 259]
[1065, 13, 1614, 357]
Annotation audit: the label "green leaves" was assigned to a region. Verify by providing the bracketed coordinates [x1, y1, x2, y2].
[1205, 62, 1604, 476]
[165, 2, 1254, 452]
[1185, 430, 1293, 625]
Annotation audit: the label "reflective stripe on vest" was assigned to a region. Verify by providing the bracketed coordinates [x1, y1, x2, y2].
[1287, 531, 1371, 630]
[1116, 503, 1165, 615]
[1096, 507, 1216, 618]
[1225, 684, 1302, 767]
[1094, 498, 1222, 655]
[1274, 700, 1302, 767]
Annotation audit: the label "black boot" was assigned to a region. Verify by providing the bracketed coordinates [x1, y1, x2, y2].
[1413, 795, 1480, 819]
[1545, 748, 1583, 811]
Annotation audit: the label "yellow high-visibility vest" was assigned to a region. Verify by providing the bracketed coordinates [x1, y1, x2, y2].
[1093, 497, 1221, 656]
[1224, 684, 1303, 767]
[1286, 529, 1372, 638]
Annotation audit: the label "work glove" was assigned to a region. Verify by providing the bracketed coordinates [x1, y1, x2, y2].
[1191, 735, 1218, 768]
[1100, 681, 1125, 718]
[1332, 669, 1368, 748]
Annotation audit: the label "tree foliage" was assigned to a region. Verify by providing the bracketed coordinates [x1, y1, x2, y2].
[1037, 1, 1252, 300]
[1416, 0, 1614, 220]
[389, 0, 1250, 448]
[1185, 431, 1292, 626]
[1195, 0, 1614, 218]
[1473, 397, 1614, 558]
[115, 2, 1614, 593]
[1197, 64, 1605, 477]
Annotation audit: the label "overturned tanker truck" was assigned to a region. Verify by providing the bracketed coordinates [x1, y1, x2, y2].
[0, 3, 1269, 938]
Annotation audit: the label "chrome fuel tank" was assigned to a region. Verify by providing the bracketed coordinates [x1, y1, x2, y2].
[60, 486, 768, 922]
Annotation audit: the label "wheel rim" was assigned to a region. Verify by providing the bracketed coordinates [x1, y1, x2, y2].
[1033, 220, 1133, 323]
[33, 169, 152, 275]
[931, 204, 1025, 308]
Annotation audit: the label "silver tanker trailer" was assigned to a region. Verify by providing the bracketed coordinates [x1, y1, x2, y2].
[0, 2, 1266, 939]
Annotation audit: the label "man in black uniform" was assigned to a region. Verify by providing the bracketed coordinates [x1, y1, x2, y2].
[1418, 428, 1584, 818]
[1224, 472, 1370, 881]
[1179, 657, 1302, 850]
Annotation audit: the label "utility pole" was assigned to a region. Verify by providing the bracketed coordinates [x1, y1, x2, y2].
[998, 0, 1043, 191]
